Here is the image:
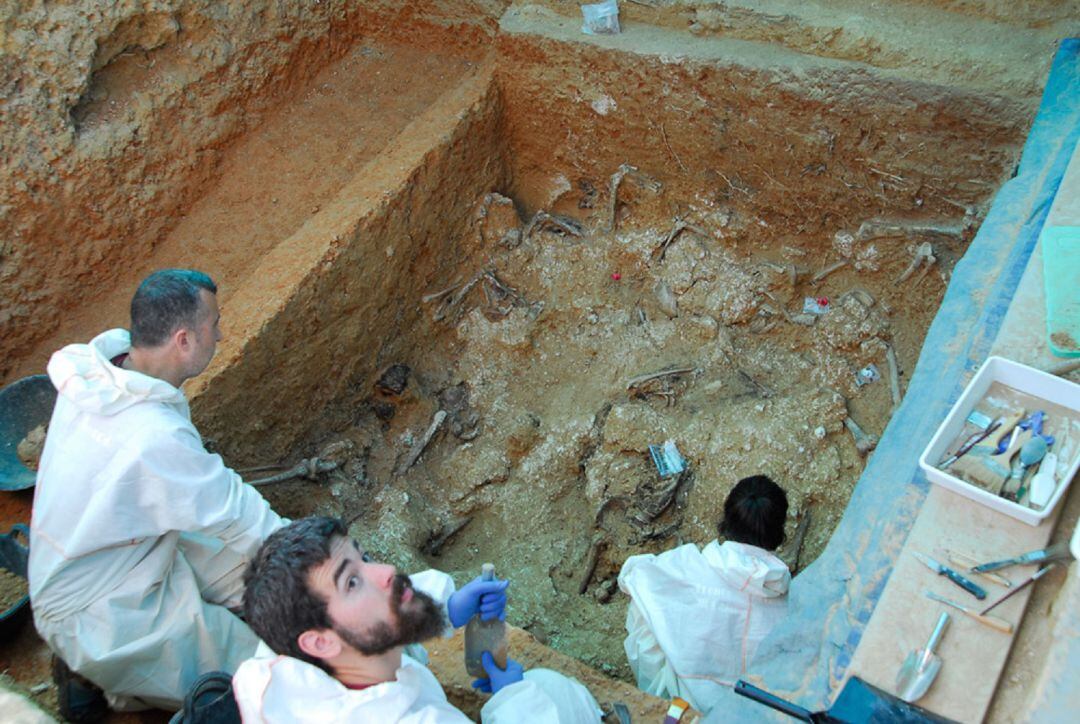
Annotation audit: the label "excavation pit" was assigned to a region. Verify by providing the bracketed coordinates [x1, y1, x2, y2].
[2, 1, 1076, 720]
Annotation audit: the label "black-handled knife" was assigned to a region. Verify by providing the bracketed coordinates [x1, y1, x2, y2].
[913, 551, 987, 600]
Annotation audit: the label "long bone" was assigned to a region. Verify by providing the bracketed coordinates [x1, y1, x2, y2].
[606, 163, 662, 232]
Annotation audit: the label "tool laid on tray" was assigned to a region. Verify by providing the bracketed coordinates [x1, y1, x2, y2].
[939, 419, 1002, 469]
[963, 542, 1076, 616]
[923, 591, 1013, 634]
[735, 676, 955, 723]
[970, 542, 1073, 573]
[913, 551, 987, 600]
[980, 564, 1061, 615]
[943, 550, 1011, 587]
[896, 612, 950, 704]
[941, 411, 1023, 482]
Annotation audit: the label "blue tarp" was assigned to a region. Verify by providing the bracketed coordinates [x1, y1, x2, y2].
[714, 38, 1080, 720]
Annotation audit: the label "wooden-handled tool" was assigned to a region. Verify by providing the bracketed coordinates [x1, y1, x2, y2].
[924, 591, 1014, 634]
[944, 550, 1012, 588]
[946, 410, 1023, 489]
[978, 427, 1034, 493]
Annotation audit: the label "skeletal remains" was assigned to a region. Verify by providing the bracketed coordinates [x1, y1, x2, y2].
[425, 268, 541, 323]
[894, 242, 937, 286]
[606, 163, 662, 232]
[523, 210, 584, 242]
[651, 217, 710, 265]
[844, 416, 879, 455]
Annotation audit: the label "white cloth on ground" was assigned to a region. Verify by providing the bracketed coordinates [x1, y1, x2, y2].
[233, 569, 603, 723]
[29, 329, 285, 710]
[618, 539, 790, 713]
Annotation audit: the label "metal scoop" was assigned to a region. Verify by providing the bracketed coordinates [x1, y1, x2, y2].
[896, 612, 950, 703]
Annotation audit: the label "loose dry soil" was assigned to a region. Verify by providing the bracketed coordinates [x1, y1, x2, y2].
[2, 1, 1078, 721]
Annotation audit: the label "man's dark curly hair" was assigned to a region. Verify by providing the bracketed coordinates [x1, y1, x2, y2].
[243, 516, 346, 672]
[718, 475, 788, 551]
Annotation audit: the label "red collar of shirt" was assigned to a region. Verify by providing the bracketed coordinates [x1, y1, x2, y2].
[341, 681, 374, 691]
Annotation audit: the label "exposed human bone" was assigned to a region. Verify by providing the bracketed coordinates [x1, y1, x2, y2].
[606, 163, 662, 232]
[247, 457, 340, 487]
[394, 410, 447, 476]
[578, 535, 607, 595]
[884, 342, 903, 409]
[811, 260, 848, 284]
[894, 242, 936, 285]
[652, 217, 709, 264]
[523, 210, 584, 242]
[855, 220, 964, 243]
[844, 416, 879, 455]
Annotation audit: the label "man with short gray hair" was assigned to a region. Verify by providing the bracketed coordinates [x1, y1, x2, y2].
[29, 269, 285, 719]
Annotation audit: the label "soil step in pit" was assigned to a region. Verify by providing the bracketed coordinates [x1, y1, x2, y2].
[9, 39, 483, 383]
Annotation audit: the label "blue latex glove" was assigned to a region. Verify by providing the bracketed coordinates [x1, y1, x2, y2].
[995, 411, 1055, 452]
[447, 576, 509, 628]
[471, 652, 524, 694]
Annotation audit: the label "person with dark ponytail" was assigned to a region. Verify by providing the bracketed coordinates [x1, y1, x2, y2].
[618, 475, 791, 714]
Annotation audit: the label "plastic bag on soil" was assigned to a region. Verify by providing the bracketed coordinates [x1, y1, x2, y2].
[581, 0, 620, 35]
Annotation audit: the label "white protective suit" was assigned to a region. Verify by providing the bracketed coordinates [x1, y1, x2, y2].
[618, 539, 790, 713]
[233, 569, 603, 723]
[29, 329, 285, 711]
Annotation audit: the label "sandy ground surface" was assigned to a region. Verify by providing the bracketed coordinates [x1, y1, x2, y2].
[3, 3, 1069, 720]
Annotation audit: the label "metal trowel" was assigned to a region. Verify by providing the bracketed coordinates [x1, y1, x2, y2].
[896, 612, 950, 703]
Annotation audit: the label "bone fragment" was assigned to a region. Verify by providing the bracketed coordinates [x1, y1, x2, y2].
[884, 343, 903, 410]
[524, 210, 584, 242]
[394, 410, 448, 476]
[422, 282, 461, 304]
[652, 218, 709, 264]
[844, 416, 879, 455]
[911, 252, 938, 286]
[856, 220, 964, 243]
[894, 242, 936, 285]
[655, 281, 679, 318]
[763, 291, 816, 327]
[606, 163, 661, 232]
[248, 457, 340, 487]
[432, 272, 483, 322]
[811, 260, 848, 284]
[626, 367, 696, 391]
[578, 535, 607, 595]
[836, 288, 876, 309]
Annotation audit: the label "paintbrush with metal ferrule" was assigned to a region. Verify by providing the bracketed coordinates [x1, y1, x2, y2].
[971, 541, 1073, 573]
[945, 411, 1023, 487]
[980, 563, 1060, 615]
[939, 419, 1002, 468]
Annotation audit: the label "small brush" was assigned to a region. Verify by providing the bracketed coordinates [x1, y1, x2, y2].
[947, 410, 1024, 490]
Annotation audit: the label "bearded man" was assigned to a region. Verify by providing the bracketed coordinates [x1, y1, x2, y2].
[234, 516, 602, 723]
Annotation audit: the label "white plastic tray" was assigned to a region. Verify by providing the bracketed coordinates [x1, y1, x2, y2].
[919, 356, 1080, 526]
